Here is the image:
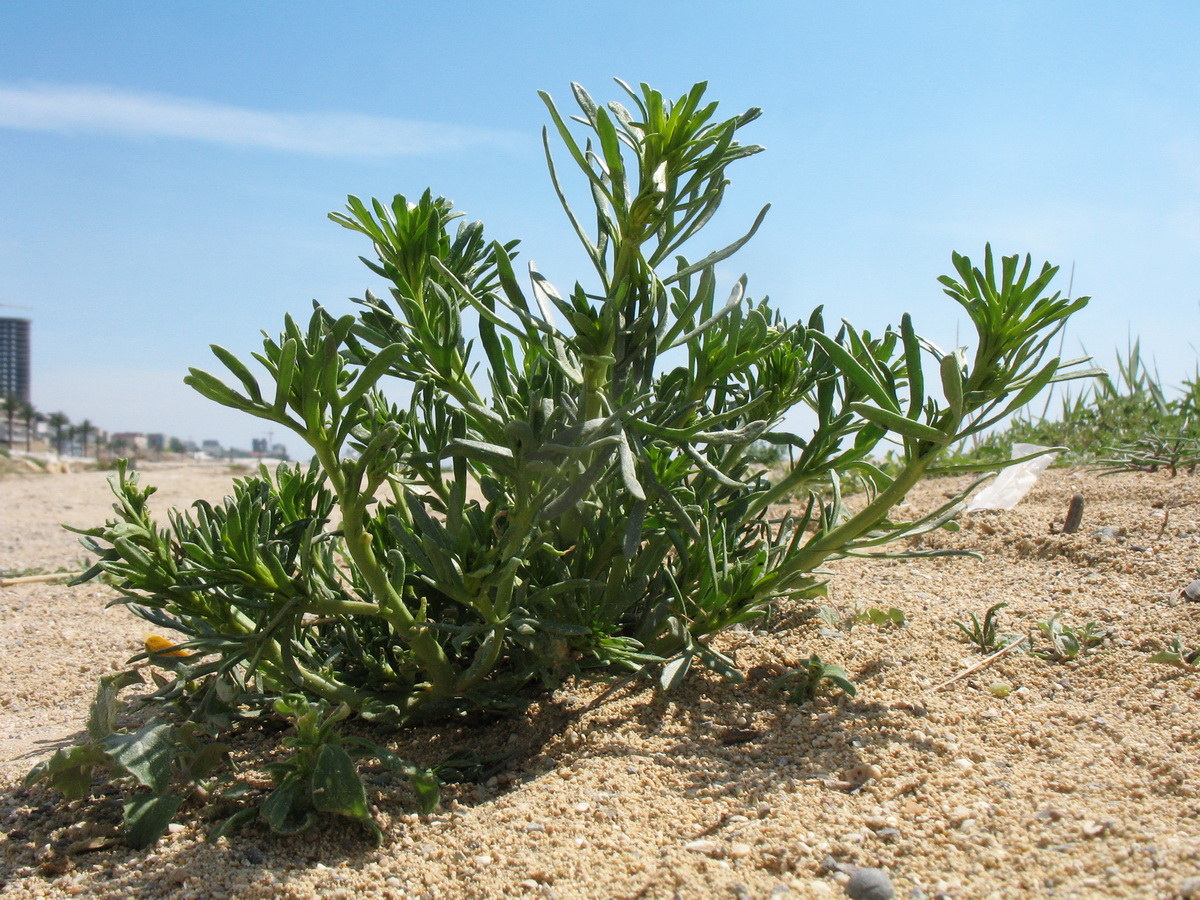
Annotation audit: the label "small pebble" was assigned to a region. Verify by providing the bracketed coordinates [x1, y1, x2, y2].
[952, 758, 973, 772]
[1178, 876, 1200, 898]
[843, 763, 883, 784]
[684, 839, 720, 856]
[1035, 808, 1067, 821]
[729, 842, 752, 859]
[845, 867, 895, 900]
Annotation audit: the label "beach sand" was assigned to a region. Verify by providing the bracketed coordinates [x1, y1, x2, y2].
[1, 461, 1198, 898]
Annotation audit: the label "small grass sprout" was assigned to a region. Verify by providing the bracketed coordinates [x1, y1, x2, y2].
[954, 602, 1023, 653]
[1095, 435, 1200, 477]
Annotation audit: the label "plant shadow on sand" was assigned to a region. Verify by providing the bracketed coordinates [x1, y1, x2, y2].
[0, 654, 928, 884]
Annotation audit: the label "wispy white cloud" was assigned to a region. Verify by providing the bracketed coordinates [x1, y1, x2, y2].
[0, 82, 522, 158]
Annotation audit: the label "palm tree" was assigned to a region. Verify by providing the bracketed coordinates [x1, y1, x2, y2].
[19, 402, 37, 452]
[47, 411, 70, 457]
[76, 419, 94, 458]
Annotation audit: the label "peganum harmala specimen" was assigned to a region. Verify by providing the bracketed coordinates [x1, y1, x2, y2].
[71, 80, 1096, 727]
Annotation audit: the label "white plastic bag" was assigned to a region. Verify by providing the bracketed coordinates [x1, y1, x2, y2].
[965, 443, 1057, 512]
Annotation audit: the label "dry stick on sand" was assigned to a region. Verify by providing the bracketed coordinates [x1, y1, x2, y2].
[0, 572, 80, 587]
[930, 638, 1026, 693]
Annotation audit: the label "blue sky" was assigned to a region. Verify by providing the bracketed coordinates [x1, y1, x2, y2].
[2, 2, 1198, 452]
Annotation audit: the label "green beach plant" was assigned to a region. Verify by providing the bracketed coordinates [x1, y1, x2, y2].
[1147, 638, 1200, 671]
[954, 602, 1024, 653]
[771, 654, 857, 703]
[59, 80, 1093, 747]
[1032, 613, 1106, 661]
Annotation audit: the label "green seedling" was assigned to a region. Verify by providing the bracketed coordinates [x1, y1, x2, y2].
[1147, 638, 1200, 671]
[856, 606, 907, 627]
[954, 602, 1023, 653]
[817, 604, 905, 633]
[26, 671, 232, 849]
[987, 680, 1012, 698]
[217, 695, 439, 845]
[772, 654, 857, 703]
[1032, 613, 1106, 661]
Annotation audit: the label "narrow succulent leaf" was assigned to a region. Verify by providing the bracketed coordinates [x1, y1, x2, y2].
[901, 313, 924, 417]
[539, 449, 613, 519]
[849, 403, 947, 444]
[666, 276, 746, 350]
[664, 205, 770, 286]
[272, 338, 299, 413]
[184, 369, 259, 414]
[660, 653, 693, 691]
[209, 345, 264, 404]
[810, 331, 899, 413]
[617, 431, 646, 501]
[940, 352, 965, 417]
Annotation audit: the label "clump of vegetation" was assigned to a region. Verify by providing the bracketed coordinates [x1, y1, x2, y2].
[1032, 613, 1106, 661]
[954, 602, 1024, 653]
[771, 654, 857, 703]
[962, 340, 1199, 467]
[34, 79, 1092, 845]
[1095, 435, 1200, 477]
[817, 603, 906, 633]
[1147, 638, 1200, 671]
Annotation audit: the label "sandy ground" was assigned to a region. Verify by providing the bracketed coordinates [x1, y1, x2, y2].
[1, 460, 1199, 899]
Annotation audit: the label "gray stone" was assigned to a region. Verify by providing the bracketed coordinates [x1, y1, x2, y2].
[845, 867, 895, 900]
[1178, 875, 1200, 898]
[1181, 579, 1200, 603]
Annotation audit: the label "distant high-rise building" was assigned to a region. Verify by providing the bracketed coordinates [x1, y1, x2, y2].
[0, 318, 31, 403]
